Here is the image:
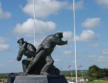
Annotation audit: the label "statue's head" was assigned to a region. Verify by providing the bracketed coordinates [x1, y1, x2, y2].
[55, 32, 63, 38]
[17, 38, 24, 46]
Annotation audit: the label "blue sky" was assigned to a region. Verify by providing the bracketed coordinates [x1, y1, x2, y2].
[0, 0, 108, 73]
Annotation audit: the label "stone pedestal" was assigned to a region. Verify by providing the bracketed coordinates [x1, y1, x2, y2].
[14, 75, 68, 83]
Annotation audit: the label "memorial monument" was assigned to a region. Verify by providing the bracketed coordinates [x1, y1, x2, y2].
[8, 32, 68, 83]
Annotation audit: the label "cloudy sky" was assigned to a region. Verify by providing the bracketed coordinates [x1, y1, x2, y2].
[0, 0, 108, 73]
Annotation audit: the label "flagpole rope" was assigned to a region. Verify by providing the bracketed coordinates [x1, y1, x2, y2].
[33, 0, 36, 46]
[73, 0, 78, 83]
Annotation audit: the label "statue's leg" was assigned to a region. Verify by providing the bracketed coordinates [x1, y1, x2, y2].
[22, 59, 30, 72]
[40, 55, 54, 75]
[25, 50, 45, 74]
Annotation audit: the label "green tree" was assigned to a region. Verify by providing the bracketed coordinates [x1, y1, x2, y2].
[88, 65, 102, 80]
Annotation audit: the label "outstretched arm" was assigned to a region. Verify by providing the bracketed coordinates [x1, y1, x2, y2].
[17, 49, 23, 61]
[17, 43, 26, 61]
[54, 38, 68, 45]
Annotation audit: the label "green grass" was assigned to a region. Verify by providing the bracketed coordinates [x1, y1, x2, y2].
[89, 80, 108, 83]
[66, 76, 108, 83]
[66, 76, 82, 81]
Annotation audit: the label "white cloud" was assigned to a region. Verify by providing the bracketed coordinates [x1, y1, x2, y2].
[88, 55, 108, 63]
[102, 49, 108, 55]
[69, 0, 84, 10]
[77, 30, 99, 42]
[88, 55, 97, 59]
[97, 56, 108, 62]
[96, 0, 108, 7]
[23, 0, 67, 18]
[0, 3, 11, 19]
[0, 37, 10, 52]
[0, 44, 10, 52]
[0, 64, 4, 67]
[64, 50, 72, 55]
[82, 17, 101, 29]
[63, 30, 98, 42]
[63, 31, 72, 40]
[88, 43, 100, 48]
[0, 37, 5, 43]
[7, 59, 17, 63]
[13, 18, 56, 36]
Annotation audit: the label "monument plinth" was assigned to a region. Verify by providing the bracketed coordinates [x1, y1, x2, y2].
[14, 75, 68, 83]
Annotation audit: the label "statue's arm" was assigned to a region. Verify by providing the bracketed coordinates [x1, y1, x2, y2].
[17, 43, 26, 61]
[17, 49, 23, 61]
[36, 46, 44, 54]
[54, 38, 68, 45]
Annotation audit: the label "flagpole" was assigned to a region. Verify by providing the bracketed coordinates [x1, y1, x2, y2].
[33, 0, 36, 46]
[73, 0, 78, 83]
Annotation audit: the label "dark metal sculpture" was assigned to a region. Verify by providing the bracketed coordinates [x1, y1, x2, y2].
[17, 38, 36, 72]
[17, 32, 68, 75]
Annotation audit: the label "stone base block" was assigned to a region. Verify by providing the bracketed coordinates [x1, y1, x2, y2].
[14, 75, 68, 83]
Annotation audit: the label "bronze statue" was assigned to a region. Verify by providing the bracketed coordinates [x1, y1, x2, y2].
[24, 32, 68, 75]
[17, 38, 36, 72]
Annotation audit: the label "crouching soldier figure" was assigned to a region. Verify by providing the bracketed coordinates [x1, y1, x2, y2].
[25, 32, 68, 75]
[17, 38, 36, 72]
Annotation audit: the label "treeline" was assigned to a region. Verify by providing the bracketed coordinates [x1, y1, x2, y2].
[61, 70, 88, 77]
[2, 66, 108, 80]
[0, 73, 8, 79]
[88, 65, 108, 80]
[0, 72, 20, 79]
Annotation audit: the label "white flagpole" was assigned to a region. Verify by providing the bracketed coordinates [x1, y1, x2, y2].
[73, 0, 78, 83]
[33, 0, 36, 46]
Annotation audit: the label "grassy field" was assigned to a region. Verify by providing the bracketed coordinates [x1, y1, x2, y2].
[66, 76, 108, 83]
[89, 80, 108, 83]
